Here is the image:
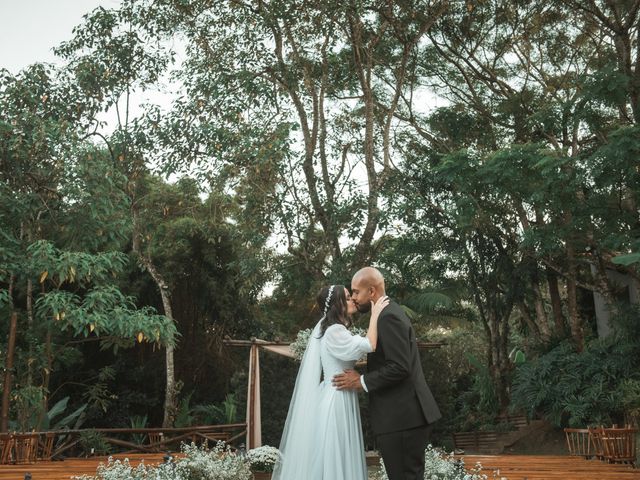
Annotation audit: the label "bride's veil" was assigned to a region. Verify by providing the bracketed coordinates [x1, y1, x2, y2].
[272, 319, 323, 479]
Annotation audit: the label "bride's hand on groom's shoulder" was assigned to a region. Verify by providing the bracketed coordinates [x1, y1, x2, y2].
[371, 296, 390, 317]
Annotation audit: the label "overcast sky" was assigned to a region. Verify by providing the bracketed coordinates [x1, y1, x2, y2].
[0, 0, 121, 74]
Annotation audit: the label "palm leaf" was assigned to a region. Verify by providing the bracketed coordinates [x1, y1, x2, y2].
[404, 291, 453, 314]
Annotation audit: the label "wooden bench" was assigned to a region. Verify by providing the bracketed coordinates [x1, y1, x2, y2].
[497, 413, 529, 429]
[452, 431, 500, 453]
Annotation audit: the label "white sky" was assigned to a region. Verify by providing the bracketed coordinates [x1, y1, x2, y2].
[0, 0, 121, 74]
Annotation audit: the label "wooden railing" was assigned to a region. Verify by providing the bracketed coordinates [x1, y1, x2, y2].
[0, 423, 247, 464]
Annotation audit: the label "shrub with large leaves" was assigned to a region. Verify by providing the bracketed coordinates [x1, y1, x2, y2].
[511, 334, 640, 427]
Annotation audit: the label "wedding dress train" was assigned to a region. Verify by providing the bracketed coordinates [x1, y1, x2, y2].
[273, 322, 372, 480]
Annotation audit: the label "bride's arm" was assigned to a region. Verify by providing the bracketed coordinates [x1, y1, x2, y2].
[366, 296, 389, 351]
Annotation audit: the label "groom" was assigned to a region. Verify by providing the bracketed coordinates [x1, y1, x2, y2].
[333, 267, 441, 480]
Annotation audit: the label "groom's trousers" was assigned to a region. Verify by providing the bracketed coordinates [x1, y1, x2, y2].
[376, 423, 432, 480]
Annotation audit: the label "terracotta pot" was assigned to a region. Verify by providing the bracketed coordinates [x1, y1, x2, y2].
[252, 471, 272, 480]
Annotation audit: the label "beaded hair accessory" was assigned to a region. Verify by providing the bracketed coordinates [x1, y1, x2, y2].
[322, 285, 335, 317]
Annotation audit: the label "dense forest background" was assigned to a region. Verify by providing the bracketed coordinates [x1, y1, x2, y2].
[2, 0, 640, 451]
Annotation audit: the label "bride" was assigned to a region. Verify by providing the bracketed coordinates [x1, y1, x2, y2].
[273, 284, 389, 480]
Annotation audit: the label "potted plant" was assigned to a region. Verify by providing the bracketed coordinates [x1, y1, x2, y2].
[247, 445, 281, 479]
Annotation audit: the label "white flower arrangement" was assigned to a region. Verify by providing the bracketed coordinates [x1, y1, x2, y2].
[290, 328, 313, 361]
[371, 445, 497, 480]
[73, 442, 252, 480]
[290, 325, 369, 362]
[246, 445, 281, 472]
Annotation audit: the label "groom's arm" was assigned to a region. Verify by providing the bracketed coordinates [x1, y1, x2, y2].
[332, 369, 364, 391]
[361, 313, 410, 392]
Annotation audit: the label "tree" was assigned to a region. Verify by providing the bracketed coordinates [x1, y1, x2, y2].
[0, 65, 176, 431]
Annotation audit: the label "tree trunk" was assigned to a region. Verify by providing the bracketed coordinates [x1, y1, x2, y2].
[487, 311, 511, 410]
[530, 279, 552, 342]
[566, 245, 583, 351]
[348, 13, 381, 267]
[591, 250, 619, 318]
[1, 312, 18, 433]
[517, 301, 540, 339]
[131, 209, 177, 428]
[26, 277, 35, 386]
[546, 268, 566, 337]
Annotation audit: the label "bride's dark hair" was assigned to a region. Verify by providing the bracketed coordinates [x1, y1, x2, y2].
[317, 285, 351, 337]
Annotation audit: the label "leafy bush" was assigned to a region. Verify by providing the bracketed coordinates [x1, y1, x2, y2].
[174, 392, 239, 427]
[79, 430, 112, 456]
[414, 323, 495, 439]
[510, 335, 640, 427]
[11, 389, 87, 432]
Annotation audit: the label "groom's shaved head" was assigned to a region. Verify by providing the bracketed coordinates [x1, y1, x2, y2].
[352, 267, 385, 293]
[351, 267, 386, 314]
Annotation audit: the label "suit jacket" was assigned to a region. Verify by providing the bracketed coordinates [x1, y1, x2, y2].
[363, 300, 442, 435]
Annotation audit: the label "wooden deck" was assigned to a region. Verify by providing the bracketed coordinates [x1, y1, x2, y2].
[462, 454, 640, 479]
[0, 453, 168, 479]
[0, 453, 638, 479]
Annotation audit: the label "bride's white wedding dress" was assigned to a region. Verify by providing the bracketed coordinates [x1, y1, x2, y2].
[273, 321, 372, 480]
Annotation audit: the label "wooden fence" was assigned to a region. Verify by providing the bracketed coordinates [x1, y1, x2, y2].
[0, 423, 246, 465]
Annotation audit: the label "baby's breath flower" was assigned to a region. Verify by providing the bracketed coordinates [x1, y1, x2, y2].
[370, 445, 496, 480]
[247, 445, 281, 472]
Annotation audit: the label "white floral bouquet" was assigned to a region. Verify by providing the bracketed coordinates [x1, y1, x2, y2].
[246, 445, 281, 473]
[371, 445, 496, 480]
[73, 442, 252, 480]
[290, 328, 313, 361]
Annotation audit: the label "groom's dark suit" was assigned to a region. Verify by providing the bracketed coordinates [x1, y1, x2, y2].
[363, 300, 441, 480]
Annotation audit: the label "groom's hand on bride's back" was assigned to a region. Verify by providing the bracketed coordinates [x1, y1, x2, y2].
[332, 369, 363, 391]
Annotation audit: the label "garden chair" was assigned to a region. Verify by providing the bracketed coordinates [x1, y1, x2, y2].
[13, 432, 38, 464]
[588, 427, 605, 461]
[600, 426, 637, 467]
[38, 432, 56, 461]
[564, 428, 592, 457]
[0, 433, 14, 464]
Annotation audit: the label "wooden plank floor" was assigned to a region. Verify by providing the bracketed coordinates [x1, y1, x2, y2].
[0, 453, 168, 479]
[460, 454, 640, 479]
[0, 453, 638, 479]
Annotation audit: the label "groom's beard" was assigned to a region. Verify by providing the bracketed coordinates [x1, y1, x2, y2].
[356, 301, 371, 313]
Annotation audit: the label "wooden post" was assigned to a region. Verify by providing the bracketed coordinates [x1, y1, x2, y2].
[1, 312, 18, 433]
[246, 343, 262, 449]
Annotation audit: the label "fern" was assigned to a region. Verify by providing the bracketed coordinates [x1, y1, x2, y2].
[511, 335, 640, 427]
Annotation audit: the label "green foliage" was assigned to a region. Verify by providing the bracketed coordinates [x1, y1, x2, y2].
[452, 354, 500, 432]
[511, 335, 640, 427]
[83, 366, 117, 415]
[4, 0, 640, 440]
[174, 393, 239, 427]
[10, 389, 87, 432]
[78, 429, 112, 456]
[40, 396, 88, 431]
[129, 414, 148, 445]
[12, 386, 46, 432]
[612, 253, 640, 266]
